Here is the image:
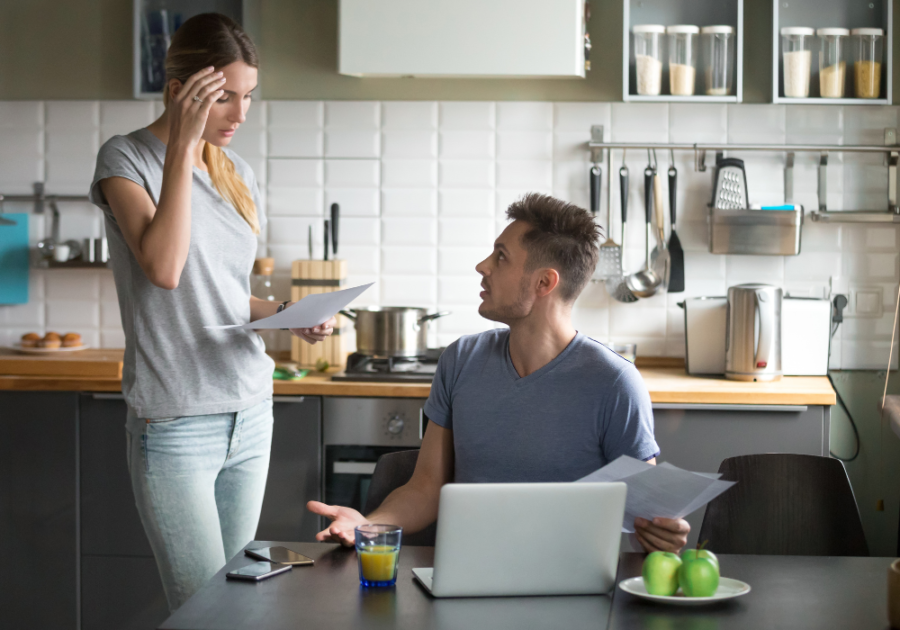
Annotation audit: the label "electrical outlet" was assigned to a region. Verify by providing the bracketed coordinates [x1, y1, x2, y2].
[846, 286, 884, 318]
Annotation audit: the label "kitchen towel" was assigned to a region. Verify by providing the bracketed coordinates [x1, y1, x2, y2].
[0, 213, 29, 304]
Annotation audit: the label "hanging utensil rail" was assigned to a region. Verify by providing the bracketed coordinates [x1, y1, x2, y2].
[587, 125, 900, 223]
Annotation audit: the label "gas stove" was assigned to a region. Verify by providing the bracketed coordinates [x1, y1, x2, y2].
[331, 348, 444, 383]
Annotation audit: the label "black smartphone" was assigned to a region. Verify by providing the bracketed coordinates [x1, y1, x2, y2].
[245, 546, 315, 566]
[226, 561, 292, 582]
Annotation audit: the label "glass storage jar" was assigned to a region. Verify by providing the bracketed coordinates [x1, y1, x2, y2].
[851, 28, 884, 99]
[633, 24, 665, 95]
[700, 25, 735, 96]
[781, 27, 815, 98]
[817, 28, 849, 98]
[666, 25, 699, 96]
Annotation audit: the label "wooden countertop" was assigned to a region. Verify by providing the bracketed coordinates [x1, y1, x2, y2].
[0, 350, 835, 405]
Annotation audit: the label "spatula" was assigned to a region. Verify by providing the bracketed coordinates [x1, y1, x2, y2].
[593, 162, 621, 280]
[667, 163, 685, 293]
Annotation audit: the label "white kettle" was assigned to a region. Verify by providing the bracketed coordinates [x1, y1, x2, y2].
[725, 284, 783, 382]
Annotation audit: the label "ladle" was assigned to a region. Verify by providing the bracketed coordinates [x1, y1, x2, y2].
[625, 165, 662, 298]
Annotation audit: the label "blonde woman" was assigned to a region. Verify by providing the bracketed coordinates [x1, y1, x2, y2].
[89, 13, 334, 611]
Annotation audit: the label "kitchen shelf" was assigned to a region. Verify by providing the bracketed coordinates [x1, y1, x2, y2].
[772, 0, 892, 104]
[623, 0, 743, 103]
[132, 0, 259, 100]
[33, 260, 111, 270]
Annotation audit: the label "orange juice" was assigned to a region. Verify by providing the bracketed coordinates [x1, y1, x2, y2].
[358, 546, 399, 582]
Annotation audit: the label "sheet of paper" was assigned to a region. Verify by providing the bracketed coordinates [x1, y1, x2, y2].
[577, 456, 735, 533]
[206, 283, 374, 330]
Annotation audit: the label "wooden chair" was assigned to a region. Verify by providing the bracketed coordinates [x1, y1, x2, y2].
[697, 454, 869, 556]
[363, 449, 437, 546]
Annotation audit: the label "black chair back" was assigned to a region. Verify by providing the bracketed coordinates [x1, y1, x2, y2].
[698, 453, 869, 556]
[363, 449, 436, 546]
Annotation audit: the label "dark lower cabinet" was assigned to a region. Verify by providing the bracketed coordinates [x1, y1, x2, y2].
[0, 391, 79, 629]
[81, 556, 169, 630]
[257, 396, 323, 543]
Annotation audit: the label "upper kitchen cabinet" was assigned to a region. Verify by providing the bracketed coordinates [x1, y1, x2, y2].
[338, 0, 588, 78]
[132, 0, 260, 99]
[773, 0, 892, 104]
[623, 0, 744, 102]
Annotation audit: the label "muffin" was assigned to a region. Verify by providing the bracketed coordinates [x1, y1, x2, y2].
[20, 333, 41, 348]
[62, 332, 83, 348]
[41, 332, 62, 349]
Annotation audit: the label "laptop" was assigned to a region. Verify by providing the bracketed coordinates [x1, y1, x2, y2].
[411, 482, 626, 598]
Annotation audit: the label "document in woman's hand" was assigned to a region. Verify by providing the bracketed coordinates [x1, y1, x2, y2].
[206, 283, 374, 330]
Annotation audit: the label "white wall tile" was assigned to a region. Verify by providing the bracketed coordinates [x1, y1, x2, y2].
[267, 188, 323, 216]
[381, 189, 438, 217]
[439, 275, 482, 304]
[553, 161, 590, 191]
[269, 244, 315, 270]
[439, 160, 494, 188]
[325, 101, 380, 129]
[268, 217, 321, 245]
[726, 255, 785, 286]
[325, 188, 379, 217]
[381, 159, 437, 187]
[496, 160, 552, 189]
[100, 300, 121, 328]
[382, 246, 437, 275]
[496, 131, 552, 160]
[46, 301, 99, 327]
[611, 103, 668, 142]
[436, 308, 495, 335]
[553, 132, 590, 162]
[325, 159, 380, 187]
[843, 253, 899, 282]
[439, 190, 494, 217]
[439, 218, 495, 246]
[439, 131, 495, 159]
[785, 105, 843, 145]
[844, 225, 897, 251]
[268, 159, 323, 187]
[339, 245, 380, 275]
[268, 129, 323, 158]
[268, 101, 323, 128]
[381, 218, 437, 246]
[382, 131, 437, 158]
[382, 102, 438, 129]
[554, 103, 611, 132]
[2, 301, 44, 326]
[381, 275, 437, 305]
[99, 101, 155, 141]
[608, 305, 667, 338]
[668, 103, 727, 143]
[439, 247, 488, 275]
[45, 270, 101, 300]
[439, 102, 495, 130]
[496, 102, 553, 130]
[101, 328, 126, 348]
[727, 104, 785, 144]
[227, 129, 267, 159]
[0, 101, 43, 128]
[337, 217, 380, 246]
[843, 106, 899, 144]
[784, 252, 841, 282]
[324, 130, 380, 158]
[46, 101, 99, 129]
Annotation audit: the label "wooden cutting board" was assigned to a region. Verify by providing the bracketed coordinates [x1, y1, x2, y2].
[0, 348, 124, 379]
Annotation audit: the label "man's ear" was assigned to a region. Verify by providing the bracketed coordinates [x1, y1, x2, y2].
[535, 268, 561, 298]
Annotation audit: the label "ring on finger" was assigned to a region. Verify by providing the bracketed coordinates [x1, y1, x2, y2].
[193, 96, 203, 103]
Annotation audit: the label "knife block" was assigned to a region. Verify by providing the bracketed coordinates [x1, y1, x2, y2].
[291, 260, 349, 369]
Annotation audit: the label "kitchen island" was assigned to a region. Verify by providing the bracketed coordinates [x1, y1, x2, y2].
[0, 350, 836, 630]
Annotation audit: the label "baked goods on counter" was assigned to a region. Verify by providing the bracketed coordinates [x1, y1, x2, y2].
[20, 333, 41, 348]
[62, 333, 83, 348]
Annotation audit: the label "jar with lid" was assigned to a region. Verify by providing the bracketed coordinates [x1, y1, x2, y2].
[781, 27, 814, 97]
[633, 24, 665, 95]
[700, 25, 735, 96]
[852, 28, 884, 99]
[667, 25, 699, 96]
[817, 28, 849, 98]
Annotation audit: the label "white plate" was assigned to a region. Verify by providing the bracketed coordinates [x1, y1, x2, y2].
[618, 576, 751, 606]
[8, 343, 91, 355]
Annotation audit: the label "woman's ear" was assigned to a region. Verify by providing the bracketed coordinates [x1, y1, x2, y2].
[168, 79, 184, 99]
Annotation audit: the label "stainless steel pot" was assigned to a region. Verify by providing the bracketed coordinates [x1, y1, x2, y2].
[340, 307, 450, 358]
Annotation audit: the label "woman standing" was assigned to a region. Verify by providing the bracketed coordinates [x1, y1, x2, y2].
[89, 13, 333, 611]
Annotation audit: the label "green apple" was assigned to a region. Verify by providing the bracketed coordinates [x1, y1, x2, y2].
[642, 551, 683, 596]
[678, 557, 720, 597]
[681, 548, 719, 572]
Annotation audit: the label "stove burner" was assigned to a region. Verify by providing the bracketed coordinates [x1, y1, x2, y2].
[333, 350, 444, 383]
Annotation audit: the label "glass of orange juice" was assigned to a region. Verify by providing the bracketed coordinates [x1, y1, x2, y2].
[355, 524, 402, 587]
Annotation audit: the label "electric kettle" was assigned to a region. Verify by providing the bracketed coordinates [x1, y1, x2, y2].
[725, 284, 783, 382]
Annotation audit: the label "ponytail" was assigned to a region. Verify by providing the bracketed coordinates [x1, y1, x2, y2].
[203, 143, 260, 234]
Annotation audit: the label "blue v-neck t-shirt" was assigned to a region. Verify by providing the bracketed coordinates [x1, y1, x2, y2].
[424, 329, 659, 483]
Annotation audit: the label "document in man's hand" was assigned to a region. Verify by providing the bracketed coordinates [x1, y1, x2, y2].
[206, 283, 374, 330]
[576, 456, 735, 533]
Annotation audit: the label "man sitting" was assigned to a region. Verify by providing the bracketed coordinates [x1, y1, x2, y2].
[308, 193, 689, 553]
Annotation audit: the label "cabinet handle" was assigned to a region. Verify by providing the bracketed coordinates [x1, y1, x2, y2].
[333, 462, 377, 475]
[91, 393, 124, 400]
[652, 403, 808, 412]
[273, 396, 306, 403]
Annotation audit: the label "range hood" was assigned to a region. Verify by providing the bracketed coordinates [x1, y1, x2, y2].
[339, 0, 588, 78]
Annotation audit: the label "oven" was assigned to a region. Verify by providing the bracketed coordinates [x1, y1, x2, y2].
[323, 397, 426, 515]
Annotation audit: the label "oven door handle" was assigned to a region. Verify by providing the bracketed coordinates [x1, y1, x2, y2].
[333, 462, 378, 475]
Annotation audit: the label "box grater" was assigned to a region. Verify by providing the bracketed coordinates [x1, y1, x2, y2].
[712, 157, 749, 210]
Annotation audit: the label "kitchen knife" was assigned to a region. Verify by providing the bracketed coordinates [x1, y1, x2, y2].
[323, 220, 330, 261]
[330, 203, 340, 256]
[589, 164, 601, 216]
[308, 225, 313, 260]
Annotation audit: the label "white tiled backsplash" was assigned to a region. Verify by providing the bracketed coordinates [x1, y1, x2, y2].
[1, 100, 898, 369]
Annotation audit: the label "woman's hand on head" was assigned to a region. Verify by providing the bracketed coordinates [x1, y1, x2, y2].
[290, 316, 336, 345]
[168, 67, 227, 150]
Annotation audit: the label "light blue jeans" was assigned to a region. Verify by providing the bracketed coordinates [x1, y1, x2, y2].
[125, 398, 274, 611]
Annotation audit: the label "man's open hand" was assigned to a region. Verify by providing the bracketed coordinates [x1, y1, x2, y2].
[634, 517, 690, 553]
[307, 501, 369, 547]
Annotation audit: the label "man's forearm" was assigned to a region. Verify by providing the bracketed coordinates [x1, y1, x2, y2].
[366, 481, 440, 534]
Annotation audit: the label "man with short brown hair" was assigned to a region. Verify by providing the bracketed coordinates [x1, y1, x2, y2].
[309, 194, 690, 553]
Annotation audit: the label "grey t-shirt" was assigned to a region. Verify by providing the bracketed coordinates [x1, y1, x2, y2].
[424, 329, 659, 483]
[89, 128, 274, 419]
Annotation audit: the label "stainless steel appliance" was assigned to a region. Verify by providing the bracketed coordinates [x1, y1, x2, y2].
[323, 397, 425, 514]
[725, 284, 783, 382]
[339, 307, 449, 358]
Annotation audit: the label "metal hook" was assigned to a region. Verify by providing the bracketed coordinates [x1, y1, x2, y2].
[669, 148, 675, 166]
[647, 148, 658, 172]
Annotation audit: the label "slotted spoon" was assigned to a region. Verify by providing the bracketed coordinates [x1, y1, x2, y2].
[594, 159, 621, 280]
